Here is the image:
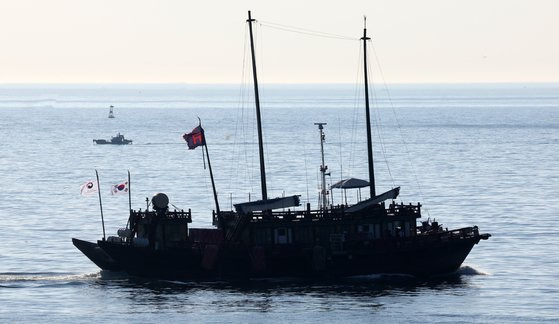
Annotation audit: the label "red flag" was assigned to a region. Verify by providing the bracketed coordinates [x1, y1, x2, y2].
[183, 125, 205, 149]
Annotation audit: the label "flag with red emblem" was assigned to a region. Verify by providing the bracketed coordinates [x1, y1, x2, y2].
[80, 180, 98, 196]
[183, 125, 206, 150]
[110, 180, 129, 195]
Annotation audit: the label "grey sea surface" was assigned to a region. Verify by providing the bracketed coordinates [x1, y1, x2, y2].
[0, 83, 558, 322]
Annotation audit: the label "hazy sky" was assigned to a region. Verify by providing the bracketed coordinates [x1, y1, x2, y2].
[1, 0, 557, 83]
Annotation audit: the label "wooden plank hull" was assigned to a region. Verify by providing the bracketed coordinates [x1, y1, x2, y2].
[95, 234, 483, 280]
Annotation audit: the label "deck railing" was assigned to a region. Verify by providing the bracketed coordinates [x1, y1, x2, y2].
[213, 202, 422, 224]
[131, 209, 192, 223]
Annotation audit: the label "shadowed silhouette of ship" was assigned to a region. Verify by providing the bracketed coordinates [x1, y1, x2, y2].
[74, 11, 490, 280]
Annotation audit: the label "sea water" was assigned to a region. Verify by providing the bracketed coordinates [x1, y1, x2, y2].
[0, 83, 558, 322]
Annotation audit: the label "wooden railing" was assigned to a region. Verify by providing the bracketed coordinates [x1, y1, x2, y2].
[131, 209, 192, 223]
[213, 202, 422, 225]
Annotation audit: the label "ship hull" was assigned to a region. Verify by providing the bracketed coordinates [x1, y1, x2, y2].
[327, 236, 480, 277]
[96, 235, 482, 280]
[93, 140, 132, 145]
[72, 238, 121, 271]
[97, 242, 203, 279]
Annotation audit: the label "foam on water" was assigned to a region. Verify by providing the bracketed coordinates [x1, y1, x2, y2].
[0, 271, 99, 283]
[456, 265, 490, 276]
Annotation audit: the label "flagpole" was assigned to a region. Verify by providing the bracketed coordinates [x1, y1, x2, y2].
[184, 119, 222, 228]
[95, 169, 106, 241]
[128, 170, 132, 213]
[204, 140, 221, 219]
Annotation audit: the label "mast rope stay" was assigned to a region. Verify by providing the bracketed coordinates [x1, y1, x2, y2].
[370, 42, 432, 218]
[365, 37, 396, 189]
[258, 20, 358, 41]
[258, 23, 275, 199]
[255, 21, 275, 199]
[348, 41, 364, 181]
[227, 22, 255, 202]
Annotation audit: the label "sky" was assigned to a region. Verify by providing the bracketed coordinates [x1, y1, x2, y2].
[0, 0, 557, 84]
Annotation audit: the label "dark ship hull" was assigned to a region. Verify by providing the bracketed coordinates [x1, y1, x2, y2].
[74, 12, 491, 282]
[97, 241, 252, 280]
[72, 238, 121, 271]
[95, 226, 488, 280]
[93, 139, 132, 145]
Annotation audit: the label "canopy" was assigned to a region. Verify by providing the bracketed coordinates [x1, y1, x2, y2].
[234, 195, 301, 214]
[345, 187, 400, 213]
[330, 178, 370, 189]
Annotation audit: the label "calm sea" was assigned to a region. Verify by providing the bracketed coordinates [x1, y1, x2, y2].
[0, 83, 558, 322]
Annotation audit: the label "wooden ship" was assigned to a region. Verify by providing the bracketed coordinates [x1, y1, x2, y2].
[73, 11, 490, 280]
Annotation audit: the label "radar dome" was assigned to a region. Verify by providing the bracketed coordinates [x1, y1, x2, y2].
[152, 193, 169, 210]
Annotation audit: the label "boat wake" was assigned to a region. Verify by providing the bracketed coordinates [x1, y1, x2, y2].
[0, 271, 100, 287]
[455, 265, 490, 276]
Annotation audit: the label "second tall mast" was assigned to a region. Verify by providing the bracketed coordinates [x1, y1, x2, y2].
[247, 10, 268, 201]
[362, 20, 376, 198]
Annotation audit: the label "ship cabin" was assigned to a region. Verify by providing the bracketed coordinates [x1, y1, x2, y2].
[114, 193, 193, 249]
[214, 200, 422, 249]
[127, 208, 192, 249]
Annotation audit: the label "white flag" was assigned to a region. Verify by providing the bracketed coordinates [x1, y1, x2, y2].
[111, 180, 129, 195]
[80, 180, 98, 196]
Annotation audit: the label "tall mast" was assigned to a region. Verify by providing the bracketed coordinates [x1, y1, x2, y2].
[362, 17, 376, 198]
[247, 10, 268, 201]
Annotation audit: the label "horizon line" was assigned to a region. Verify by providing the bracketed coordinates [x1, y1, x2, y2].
[1, 81, 558, 86]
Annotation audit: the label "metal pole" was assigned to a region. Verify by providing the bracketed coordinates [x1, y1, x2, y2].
[315, 122, 328, 209]
[362, 19, 376, 198]
[95, 169, 106, 241]
[205, 144, 221, 218]
[128, 170, 132, 213]
[247, 10, 268, 201]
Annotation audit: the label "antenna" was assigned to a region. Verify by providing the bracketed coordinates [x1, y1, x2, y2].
[314, 122, 328, 209]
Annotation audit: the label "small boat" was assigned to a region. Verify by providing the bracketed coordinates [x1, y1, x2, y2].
[74, 11, 490, 280]
[108, 105, 115, 118]
[93, 133, 132, 145]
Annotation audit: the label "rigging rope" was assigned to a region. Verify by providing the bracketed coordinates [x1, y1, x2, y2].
[366, 39, 396, 189]
[348, 42, 363, 180]
[337, 110, 344, 205]
[257, 23, 276, 199]
[228, 23, 254, 198]
[230, 19, 427, 211]
[370, 42, 431, 218]
[258, 20, 358, 41]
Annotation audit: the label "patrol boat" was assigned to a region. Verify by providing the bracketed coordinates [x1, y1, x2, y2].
[93, 133, 132, 145]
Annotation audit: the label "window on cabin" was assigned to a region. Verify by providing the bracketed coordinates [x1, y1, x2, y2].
[274, 228, 291, 244]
